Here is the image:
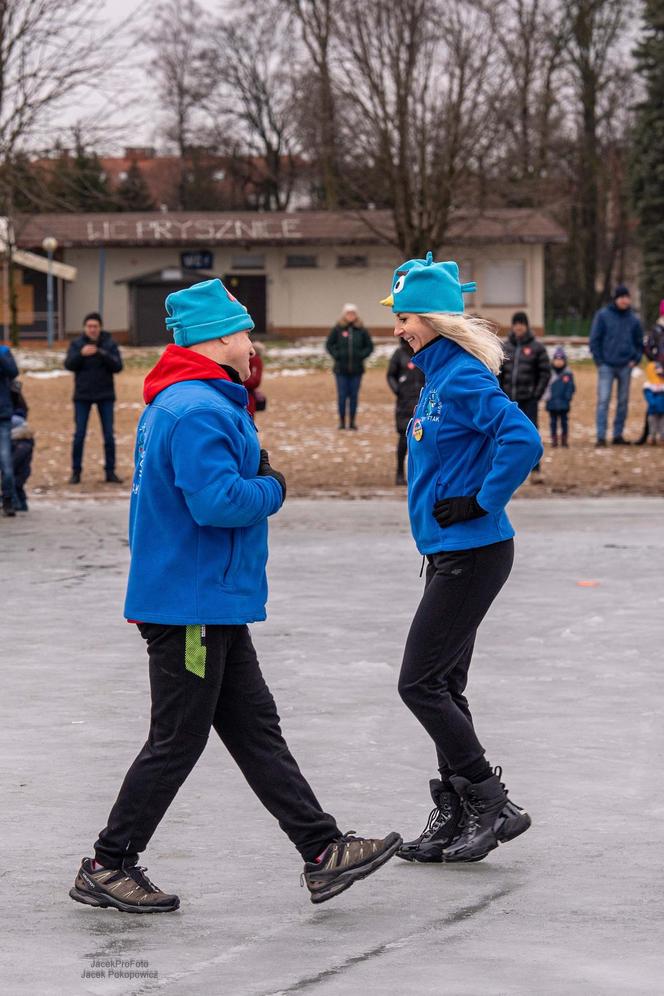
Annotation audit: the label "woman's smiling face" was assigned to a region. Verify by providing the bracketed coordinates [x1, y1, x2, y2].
[394, 313, 439, 352]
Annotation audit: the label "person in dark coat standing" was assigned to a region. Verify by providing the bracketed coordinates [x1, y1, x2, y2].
[0, 343, 19, 517]
[326, 304, 373, 430]
[589, 285, 643, 446]
[64, 312, 123, 484]
[387, 340, 425, 484]
[499, 311, 550, 473]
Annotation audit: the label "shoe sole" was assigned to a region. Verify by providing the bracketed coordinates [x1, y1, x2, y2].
[69, 886, 180, 914]
[310, 833, 402, 904]
[443, 812, 532, 863]
[397, 846, 487, 864]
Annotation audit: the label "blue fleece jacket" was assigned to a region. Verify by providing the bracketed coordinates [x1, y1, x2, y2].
[589, 303, 643, 368]
[408, 337, 543, 553]
[124, 348, 283, 625]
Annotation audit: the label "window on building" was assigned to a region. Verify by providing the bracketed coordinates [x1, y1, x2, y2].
[337, 254, 368, 268]
[285, 254, 318, 268]
[213, 169, 226, 181]
[231, 254, 265, 269]
[118, 171, 128, 182]
[482, 260, 525, 306]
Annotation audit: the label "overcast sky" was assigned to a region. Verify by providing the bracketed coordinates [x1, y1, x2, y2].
[54, 0, 221, 152]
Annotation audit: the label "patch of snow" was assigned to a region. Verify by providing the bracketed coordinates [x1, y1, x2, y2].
[25, 369, 69, 379]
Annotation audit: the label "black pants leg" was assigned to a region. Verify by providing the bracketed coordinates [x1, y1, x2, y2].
[396, 432, 408, 477]
[212, 626, 339, 861]
[97, 400, 116, 474]
[95, 624, 339, 868]
[398, 540, 514, 777]
[433, 632, 476, 783]
[72, 401, 92, 474]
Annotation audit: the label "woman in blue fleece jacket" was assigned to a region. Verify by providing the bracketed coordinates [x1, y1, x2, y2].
[379, 253, 542, 865]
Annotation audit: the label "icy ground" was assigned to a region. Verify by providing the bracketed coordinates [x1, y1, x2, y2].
[1, 498, 661, 995]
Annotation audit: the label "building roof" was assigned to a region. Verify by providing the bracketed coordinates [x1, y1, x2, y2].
[16, 208, 566, 249]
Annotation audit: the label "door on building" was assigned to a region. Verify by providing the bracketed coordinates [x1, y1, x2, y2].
[123, 269, 213, 345]
[133, 284, 179, 345]
[224, 274, 267, 334]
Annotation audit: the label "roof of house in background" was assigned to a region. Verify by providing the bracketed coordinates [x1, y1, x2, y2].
[15, 208, 566, 250]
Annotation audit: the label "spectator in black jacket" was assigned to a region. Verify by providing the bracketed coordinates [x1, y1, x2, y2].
[64, 312, 123, 484]
[499, 312, 550, 472]
[326, 304, 373, 430]
[1, 343, 19, 517]
[387, 340, 425, 484]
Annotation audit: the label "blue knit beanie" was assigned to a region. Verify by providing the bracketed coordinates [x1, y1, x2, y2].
[165, 278, 254, 346]
[380, 252, 476, 314]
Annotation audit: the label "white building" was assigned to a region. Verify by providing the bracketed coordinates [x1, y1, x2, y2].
[10, 208, 565, 342]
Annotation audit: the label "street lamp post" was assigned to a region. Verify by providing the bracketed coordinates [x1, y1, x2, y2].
[42, 236, 58, 348]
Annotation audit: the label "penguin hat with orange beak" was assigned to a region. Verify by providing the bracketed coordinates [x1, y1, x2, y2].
[380, 252, 476, 314]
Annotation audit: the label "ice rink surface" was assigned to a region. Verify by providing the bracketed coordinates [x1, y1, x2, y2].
[1, 497, 662, 995]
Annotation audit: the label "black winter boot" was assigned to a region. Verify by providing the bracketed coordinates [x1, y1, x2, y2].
[396, 779, 463, 863]
[442, 767, 531, 862]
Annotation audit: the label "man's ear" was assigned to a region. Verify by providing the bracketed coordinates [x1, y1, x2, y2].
[218, 336, 230, 345]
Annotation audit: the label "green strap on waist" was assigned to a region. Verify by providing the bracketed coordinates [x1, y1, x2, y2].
[185, 625, 206, 679]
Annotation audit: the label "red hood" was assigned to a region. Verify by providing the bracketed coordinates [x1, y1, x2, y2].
[143, 344, 232, 404]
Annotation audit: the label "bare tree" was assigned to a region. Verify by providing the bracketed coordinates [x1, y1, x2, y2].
[335, 0, 501, 256]
[209, 5, 301, 211]
[281, 0, 341, 208]
[0, 0, 109, 344]
[148, 0, 217, 209]
[560, 0, 632, 317]
[482, 0, 568, 198]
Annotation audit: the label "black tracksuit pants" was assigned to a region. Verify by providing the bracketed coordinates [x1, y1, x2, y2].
[94, 623, 340, 867]
[398, 540, 514, 782]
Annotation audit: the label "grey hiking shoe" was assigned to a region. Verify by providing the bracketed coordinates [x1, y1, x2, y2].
[69, 857, 180, 913]
[302, 831, 402, 904]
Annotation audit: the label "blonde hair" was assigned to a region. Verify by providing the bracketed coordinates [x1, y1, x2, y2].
[422, 313, 504, 375]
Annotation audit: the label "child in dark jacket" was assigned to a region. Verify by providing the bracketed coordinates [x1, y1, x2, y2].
[10, 380, 34, 512]
[545, 347, 575, 447]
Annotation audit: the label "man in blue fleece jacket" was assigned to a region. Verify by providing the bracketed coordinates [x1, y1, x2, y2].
[590, 284, 643, 445]
[70, 279, 400, 914]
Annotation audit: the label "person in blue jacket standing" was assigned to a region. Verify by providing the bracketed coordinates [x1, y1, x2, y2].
[69, 279, 400, 914]
[589, 285, 643, 446]
[545, 346, 576, 447]
[0, 343, 19, 518]
[379, 253, 542, 864]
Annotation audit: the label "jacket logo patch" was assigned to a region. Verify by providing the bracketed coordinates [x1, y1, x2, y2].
[423, 389, 442, 421]
[413, 419, 424, 441]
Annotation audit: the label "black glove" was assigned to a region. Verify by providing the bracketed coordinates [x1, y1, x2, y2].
[257, 448, 286, 500]
[433, 495, 487, 528]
